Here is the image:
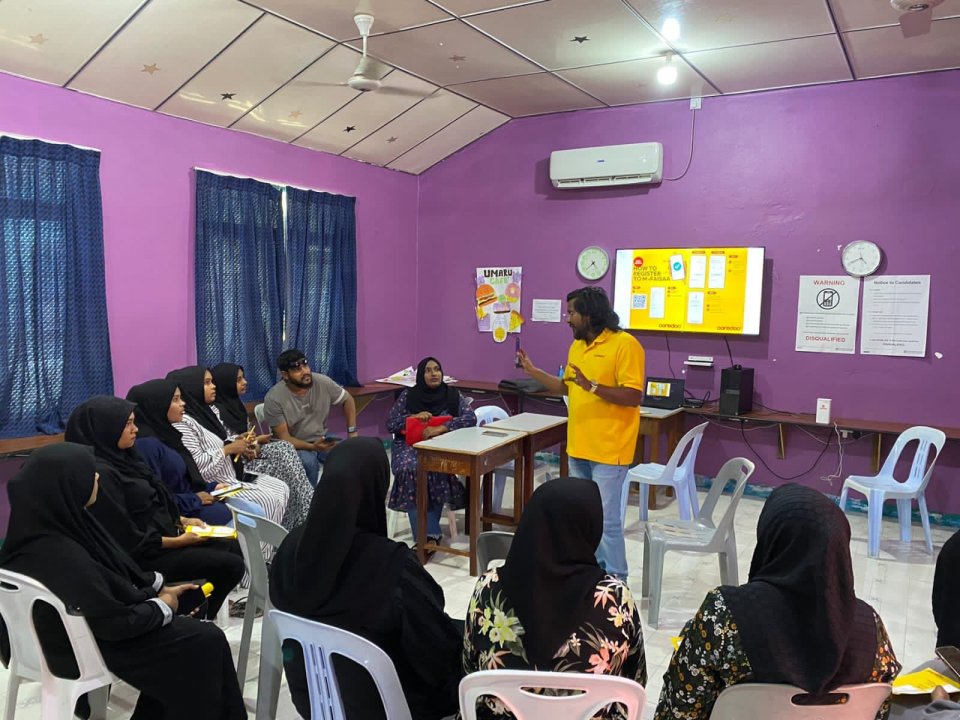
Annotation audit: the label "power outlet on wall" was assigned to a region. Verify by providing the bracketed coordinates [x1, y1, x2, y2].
[690, 97, 702, 110]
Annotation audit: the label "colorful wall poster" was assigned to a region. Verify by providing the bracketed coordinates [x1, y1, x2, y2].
[795, 276, 859, 354]
[475, 267, 522, 342]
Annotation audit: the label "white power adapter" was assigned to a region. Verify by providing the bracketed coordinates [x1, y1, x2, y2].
[816, 398, 832, 425]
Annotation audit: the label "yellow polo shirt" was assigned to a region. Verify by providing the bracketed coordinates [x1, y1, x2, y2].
[565, 329, 645, 465]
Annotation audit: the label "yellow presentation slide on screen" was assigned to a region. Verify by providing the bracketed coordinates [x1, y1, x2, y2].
[613, 247, 765, 335]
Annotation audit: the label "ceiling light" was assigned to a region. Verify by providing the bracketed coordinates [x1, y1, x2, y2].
[657, 53, 678, 85]
[661, 17, 681, 42]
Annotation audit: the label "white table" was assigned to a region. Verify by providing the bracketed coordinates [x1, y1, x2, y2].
[413, 427, 525, 575]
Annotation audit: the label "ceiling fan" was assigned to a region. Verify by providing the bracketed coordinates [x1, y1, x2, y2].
[890, 0, 944, 37]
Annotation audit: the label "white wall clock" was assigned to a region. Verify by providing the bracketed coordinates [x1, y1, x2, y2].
[841, 240, 883, 277]
[577, 246, 610, 281]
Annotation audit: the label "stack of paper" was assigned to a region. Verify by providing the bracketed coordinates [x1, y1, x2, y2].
[892, 668, 960, 695]
[184, 525, 238, 540]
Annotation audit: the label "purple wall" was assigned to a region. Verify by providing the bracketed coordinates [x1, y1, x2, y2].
[0, 71, 418, 420]
[417, 70, 960, 512]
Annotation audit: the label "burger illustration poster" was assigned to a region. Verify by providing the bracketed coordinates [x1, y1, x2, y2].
[475, 266, 523, 342]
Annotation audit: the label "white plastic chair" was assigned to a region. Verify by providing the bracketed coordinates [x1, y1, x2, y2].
[475, 405, 554, 516]
[621, 422, 708, 526]
[838, 426, 946, 557]
[477, 531, 514, 572]
[642, 457, 754, 627]
[264, 609, 413, 720]
[709, 682, 892, 720]
[0, 569, 116, 720]
[459, 669, 646, 720]
[226, 502, 288, 684]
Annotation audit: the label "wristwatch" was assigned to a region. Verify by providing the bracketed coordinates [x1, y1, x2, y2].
[589, 381, 598, 394]
[347, 426, 357, 433]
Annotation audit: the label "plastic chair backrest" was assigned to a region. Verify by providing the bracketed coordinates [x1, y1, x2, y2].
[460, 670, 646, 720]
[709, 683, 892, 720]
[658, 422, 708, 476]
[698, 457, 755, 529]
[0, 569, 113, 688]
[227, 503, 288, 598]
[475, 405, 509, 427]
[876, 426, 946, 492]
[477, 531, 514, 572]
[253, 403, 267, 433]
[267, 609, 413, 720]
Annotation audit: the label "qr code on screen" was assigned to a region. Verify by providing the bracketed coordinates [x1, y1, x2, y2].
[632, 294, 647, 310]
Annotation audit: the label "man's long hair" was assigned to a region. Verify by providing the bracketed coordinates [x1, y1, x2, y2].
[567, 287, 621, 333]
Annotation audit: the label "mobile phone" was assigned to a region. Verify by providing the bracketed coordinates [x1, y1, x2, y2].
[514, 336, 522, 368]
[936, 646, 960, 679]
[482, 430, 509, 437]
[168, 580, 212, 617]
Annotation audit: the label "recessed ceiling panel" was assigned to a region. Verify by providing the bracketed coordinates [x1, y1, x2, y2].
[343, 89, 476, 164]
[451, 72, 602, 116]
[625, 0, 836, 52]
[469, 0, 666, 70]
[248, 0, 451, 40]
[845, 18, 960, 78]
[69, 0, 261, 109]
[687, 35, 852, 94]
[434, 0, 548, 16]
[388, 105, 509, 173]
[233, 45, 366, 142]
[294, 69, 437, 154]
[159, 16, 331, 127]
[0, 0, 145, 85]
[349, 20, 540, 85]
[559, 55, 716, 106]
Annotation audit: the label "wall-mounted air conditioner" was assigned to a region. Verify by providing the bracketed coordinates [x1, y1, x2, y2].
[550, 142, 663, 189]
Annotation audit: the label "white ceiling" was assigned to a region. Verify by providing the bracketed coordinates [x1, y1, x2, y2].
[1, 0, 958, 174]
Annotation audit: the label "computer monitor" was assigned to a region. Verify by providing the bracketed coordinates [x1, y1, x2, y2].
[642, 377, 685, 410]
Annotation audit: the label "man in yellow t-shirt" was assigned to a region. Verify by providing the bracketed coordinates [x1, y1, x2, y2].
[518, 287, 644, 579]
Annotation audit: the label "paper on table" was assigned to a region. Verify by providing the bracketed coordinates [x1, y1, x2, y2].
[892, 668, 960, 695]
[531, 299, 562, 323]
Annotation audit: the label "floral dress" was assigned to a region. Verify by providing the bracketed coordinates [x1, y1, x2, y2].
[654, 589, 902, 720]
[386, 389, 477, 513]
[462, 569, 647, 720]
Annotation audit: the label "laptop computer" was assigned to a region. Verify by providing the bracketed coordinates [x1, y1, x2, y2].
[642, 376, 685, 410]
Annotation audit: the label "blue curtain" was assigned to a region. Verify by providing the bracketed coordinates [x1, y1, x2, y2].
[195, 171, 285, 399]
[0, 137, 113, 437]
[285, 188, 358, 387]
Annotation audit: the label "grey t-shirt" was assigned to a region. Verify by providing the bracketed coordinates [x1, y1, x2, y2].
[263, 373, 346, 443]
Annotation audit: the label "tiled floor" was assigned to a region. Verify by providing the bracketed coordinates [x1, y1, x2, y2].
[0, 485, 950, 719]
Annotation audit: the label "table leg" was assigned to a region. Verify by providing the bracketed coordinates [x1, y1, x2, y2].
[416, 465, 428, 565]
[559, 442, 569, 478]
[482, 472, 494, 532]
[469, 462, 480, 576]
[520, 439, 533, 511]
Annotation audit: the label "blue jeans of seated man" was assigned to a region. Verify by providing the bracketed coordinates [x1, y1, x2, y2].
[296, 436, 338, 488]
[408, 507, 442, 539]
[568, 457, 629, 580]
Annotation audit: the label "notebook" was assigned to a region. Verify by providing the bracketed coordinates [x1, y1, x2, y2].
[642, 377, 685, 410]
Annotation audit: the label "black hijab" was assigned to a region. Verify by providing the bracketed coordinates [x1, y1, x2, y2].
[933, 529, 960, 648]
[498, 478, 606, 668]
[0, 444, 155, 611]
[126, 379, 206, 491]
[211, 362, 248, 436]
[166, 366, 226, 440]
[405, 357, 460, 417]
[269, 438, 406, 624]
[65, 396, 181, 537]
[720, 484, 880, 695]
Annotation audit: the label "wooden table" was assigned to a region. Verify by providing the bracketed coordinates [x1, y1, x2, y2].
[413, 427, 525, 575]
[484, 413, 569, 514]
[686, 404, 960, 472]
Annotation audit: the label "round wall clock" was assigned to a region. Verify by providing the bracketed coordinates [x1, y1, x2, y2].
[841, 240, 883, 277]
[576, 246, 610, 281]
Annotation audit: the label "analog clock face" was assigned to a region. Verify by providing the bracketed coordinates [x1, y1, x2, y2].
[577, 246, 610, 280]
[841, 241, 882, 277]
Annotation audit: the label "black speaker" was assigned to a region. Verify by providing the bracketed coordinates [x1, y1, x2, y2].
[719, 366, 754, 416]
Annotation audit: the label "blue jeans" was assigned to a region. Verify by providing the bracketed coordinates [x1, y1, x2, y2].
[408, 508, 442, 538]
[297, 438, 337, 488]
[568, 457, 629, 579]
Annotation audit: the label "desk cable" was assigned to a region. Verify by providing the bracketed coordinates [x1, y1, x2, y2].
[738, 422, 833, 482]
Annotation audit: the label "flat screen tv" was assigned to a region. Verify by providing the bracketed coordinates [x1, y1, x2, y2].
[613, 247, 765, 335]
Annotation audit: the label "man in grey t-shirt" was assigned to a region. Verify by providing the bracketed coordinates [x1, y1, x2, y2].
[264, 348, 358, 487]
